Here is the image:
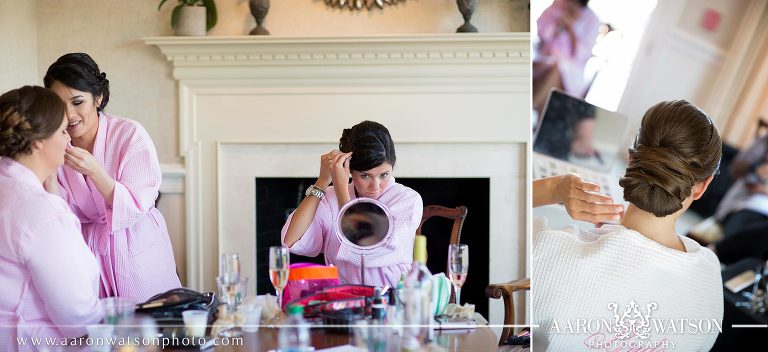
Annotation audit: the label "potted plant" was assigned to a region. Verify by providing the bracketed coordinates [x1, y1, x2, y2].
[158, 0, 218, 36]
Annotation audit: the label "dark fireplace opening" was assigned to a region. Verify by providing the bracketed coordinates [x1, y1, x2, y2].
[255, 177, 490, 317]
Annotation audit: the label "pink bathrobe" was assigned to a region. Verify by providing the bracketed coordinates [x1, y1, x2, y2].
[537, 0, 600, 97]
[281, 180, 423, 287]
[57, 112, 181, 303]
[0, 158, 102, 351]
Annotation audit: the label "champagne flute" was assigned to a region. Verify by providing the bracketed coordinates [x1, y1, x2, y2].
[448, 244, 469, 305]
[269, 246, 290, 309]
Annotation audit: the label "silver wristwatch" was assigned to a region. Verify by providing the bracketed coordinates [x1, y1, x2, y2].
[305, 184, 326, 200]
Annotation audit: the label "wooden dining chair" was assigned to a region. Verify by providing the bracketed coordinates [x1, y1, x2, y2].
[416, 205, 468, 246]
[416, 205, 468, 303]
[486, 278, 530, 346]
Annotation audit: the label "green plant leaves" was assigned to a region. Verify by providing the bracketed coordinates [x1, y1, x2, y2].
[202, 0, 217, 31]
[170, 4, 183, 28]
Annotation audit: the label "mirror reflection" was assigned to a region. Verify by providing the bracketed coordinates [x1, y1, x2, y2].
[338, 198, 390, 248]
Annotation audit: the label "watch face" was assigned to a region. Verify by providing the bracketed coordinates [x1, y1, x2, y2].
[307, 186, 323, 199]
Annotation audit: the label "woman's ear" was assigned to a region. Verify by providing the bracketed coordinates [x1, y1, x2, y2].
[691, 175, 715, 200]
[31, 139, 45, 154]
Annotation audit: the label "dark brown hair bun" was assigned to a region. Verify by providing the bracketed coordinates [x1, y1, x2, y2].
[338, 120, 396, 172]
[619, 100, 721, 217]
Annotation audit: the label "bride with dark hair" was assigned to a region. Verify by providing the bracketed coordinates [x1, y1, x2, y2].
[281, 120, 423, 287]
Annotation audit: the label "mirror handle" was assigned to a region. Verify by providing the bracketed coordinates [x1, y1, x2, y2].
[361, 254, 366, 286]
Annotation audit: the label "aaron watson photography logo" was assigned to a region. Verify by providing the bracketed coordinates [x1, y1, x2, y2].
[608, 299, 657, 340]
[547, 299, 722, 350]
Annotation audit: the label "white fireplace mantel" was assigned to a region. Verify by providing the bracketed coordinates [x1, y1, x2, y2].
[145, 34, 530, 327]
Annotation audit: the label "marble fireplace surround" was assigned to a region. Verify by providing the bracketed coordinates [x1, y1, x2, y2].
[146, 34, 530, 326]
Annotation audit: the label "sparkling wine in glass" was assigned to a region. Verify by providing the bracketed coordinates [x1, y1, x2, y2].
[269, 246, 290, 308]
[448, 244, 469, 304]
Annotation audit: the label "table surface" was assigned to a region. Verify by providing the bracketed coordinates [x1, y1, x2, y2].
[721, 257, 768, 324]
[166, 324, 498, 352]
[710, 257, 768, 351]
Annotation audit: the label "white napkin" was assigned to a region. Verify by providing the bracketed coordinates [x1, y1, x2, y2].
[249, 294, 281, 321]
[443, 303, 475, 320]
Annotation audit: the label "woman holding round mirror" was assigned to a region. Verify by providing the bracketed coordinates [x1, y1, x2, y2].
[281, 121, 423, 287]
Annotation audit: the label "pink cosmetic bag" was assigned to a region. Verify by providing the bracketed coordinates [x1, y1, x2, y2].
[282, 263, 340, 308]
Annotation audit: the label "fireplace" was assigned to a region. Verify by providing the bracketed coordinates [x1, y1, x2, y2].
[146, 33, 530, 328]
[255, 177, 490, 316]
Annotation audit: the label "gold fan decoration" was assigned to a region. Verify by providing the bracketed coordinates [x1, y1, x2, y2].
[324, 0, 405, 10]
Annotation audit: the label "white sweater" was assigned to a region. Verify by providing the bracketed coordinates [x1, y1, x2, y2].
[533, 218, 723, 352]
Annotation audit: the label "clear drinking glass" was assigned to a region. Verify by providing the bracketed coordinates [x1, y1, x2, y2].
[269, 246, 290, 309]
[219, 253, 241, 310]
[447, 244, 469, 305]
[218, 253, 244, 337]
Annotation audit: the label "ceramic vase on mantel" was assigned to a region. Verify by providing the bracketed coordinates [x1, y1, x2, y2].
[456, 0, 478, 33]
[176, 6, 207, 36]
[249, 0, 270, 35]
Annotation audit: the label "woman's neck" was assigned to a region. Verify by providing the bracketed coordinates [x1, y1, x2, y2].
[72, 113, 99, 152]
[13, 155, 50, 185]
[619, 204, 686, 252]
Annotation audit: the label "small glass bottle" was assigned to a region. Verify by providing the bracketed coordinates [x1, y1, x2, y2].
[278, 305, 310, 352]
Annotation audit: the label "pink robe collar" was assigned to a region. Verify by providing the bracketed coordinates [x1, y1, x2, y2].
[0, 157, 44, 191]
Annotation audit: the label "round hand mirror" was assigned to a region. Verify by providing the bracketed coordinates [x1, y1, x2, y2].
[336, 198, 392, 250]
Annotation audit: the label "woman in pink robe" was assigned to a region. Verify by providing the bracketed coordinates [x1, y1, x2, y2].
[533, 0, 600, 112]
[44, 53, 181, 303]
[0, 86, 103, 350]
[282, 121, 423, 287]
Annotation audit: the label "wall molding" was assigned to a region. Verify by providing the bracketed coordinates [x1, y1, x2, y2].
[145, 34, 529, 68]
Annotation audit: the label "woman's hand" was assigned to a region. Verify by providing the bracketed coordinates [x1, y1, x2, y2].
[65, 147, 104, 177]
[65, 146, 116, 205]
[330, 151, 352, 187]
[534, 174, 623, 224]
[317, 150, 351, 187]
[317, 151, 337, 188]
[330, 151, 352, 207]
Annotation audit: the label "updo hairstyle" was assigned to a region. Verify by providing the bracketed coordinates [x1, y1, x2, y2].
[0, 86, 66, 158]
[339, 120, 396, 172]
[43, 52, 110, 111]
[619, 100, 721, 217]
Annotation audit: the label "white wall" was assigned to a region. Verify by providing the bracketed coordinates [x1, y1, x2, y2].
[0, 0, 38, 93]
[36, 0, 178, 162]
[212, 0, 529, 36]
[676, 0, 749, 51]
[617, 0, 752, 143]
